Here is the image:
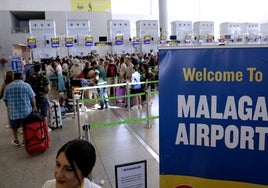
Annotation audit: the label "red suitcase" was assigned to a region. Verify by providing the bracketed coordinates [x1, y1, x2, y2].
[23, 112, 50, 154]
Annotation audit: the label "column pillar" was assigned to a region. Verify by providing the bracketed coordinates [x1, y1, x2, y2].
[159, 0, 168, 36]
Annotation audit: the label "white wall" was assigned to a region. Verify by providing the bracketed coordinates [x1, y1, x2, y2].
[112, 0, 268, 37]
[0, 1, 112, 59]
[0, 0, 71, 11]
[166, 0, 268, 37]
[2, 0, 268, 36]
[1, 0, 268, 58]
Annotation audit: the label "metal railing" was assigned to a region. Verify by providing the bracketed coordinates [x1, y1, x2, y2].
[71, 80, 159, 139]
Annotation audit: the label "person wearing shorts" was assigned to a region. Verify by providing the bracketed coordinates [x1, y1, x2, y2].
[3, 72, 36, 146]
[130, 64, 142, 110]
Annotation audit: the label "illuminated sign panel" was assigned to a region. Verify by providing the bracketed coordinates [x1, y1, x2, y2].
[51, 38, 60, 48]
[160, 35, 167, 44]
[133, 36, 140, 45]
[115, 35, 123, 45]
[27, 38, 37, 48]
[65, 37, 73, 47]
[144, 35, 151, 44]
[85, 36, 93, 46]
[160, 35, 167, 40]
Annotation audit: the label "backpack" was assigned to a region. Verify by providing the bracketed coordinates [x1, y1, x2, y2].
[107, 64, 117, 77]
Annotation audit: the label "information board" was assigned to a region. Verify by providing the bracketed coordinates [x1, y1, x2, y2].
[115, 160, 147, 188]
[11, 56, 23, 72]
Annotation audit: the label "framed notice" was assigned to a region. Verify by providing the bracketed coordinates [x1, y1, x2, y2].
[115, 160, 147, 188]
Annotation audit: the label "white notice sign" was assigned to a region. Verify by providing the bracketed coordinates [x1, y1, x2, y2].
[115, 160, 147, 188]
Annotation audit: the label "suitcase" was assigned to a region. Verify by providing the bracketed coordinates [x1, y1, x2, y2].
[66, 93, 83, 112]
[48, 100, 63, 129]
[115, 86, 126, 103]
[125, 89, 138, 109]
[23, 112, 50, 154]
[61, 106, 66, 119]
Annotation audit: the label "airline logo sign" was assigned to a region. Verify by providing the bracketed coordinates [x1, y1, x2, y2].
[159, 46, 268, 188]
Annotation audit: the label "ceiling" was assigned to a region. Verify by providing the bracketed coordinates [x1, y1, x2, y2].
[10, 11, 45, 20]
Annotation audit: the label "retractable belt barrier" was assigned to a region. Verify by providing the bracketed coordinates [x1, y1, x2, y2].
[71, 80, 159, 139]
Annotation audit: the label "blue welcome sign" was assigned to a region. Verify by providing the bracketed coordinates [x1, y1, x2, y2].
[159, 45, 268, 188]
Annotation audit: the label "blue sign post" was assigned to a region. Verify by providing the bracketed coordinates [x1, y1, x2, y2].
[159, 46, 268, 188]
[11, 56, 23, 72]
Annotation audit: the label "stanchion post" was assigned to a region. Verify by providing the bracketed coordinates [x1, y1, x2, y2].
[126, 81, 131, 111]
[72, 87, 76, 119]
[83, 124, 90, 142]
[76, 98, 82, 139]
[145, 80, 152, 128]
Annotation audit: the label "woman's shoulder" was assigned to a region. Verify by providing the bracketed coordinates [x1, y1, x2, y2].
[84, 178, 102, 188]
[41, 179, 56, 188]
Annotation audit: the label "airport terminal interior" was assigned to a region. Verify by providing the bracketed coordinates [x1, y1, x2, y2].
[2, 1, 268, 188]
[0, 65, 160, 188]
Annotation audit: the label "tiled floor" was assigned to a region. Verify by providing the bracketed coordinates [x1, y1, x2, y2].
[0, 72, 159, 188]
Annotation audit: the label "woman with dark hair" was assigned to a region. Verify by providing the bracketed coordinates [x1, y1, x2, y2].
[141, 63, 155, 92]
[0, 70, 14, 98]
[0, 71, 14, 128]
[42, 139, 101, 188]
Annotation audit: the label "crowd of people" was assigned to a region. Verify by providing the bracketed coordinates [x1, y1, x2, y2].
[0, 52, 158, 188]
[0, 52, 158, 146]
[43, 52, 158, 110]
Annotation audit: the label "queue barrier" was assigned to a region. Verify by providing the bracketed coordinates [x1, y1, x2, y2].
[71, 80, 159, 139]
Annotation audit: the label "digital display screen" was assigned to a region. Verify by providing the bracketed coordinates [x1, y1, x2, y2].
[160, 40, 167, 44]
[51, 38, 59, 43]
[144, 40, 150, 44]
[65, 37, 73, 47]
[27, 38, 36, 44]
[85, 37, 93, 46]
[144, 35, 151, 40]
[160, 35, 167, 40]
[65, 42, 73, 47]
[85, 41, 93, 46]
[51, 38, 59, 48]
[27, 38, 37, 48]
[133, 36, 140, 40]
[115, 40, 123, 45]
[115, 36, 123, 41]
[51, 43, 60, 48]
[27, 44, 36, 48]
[99, 36, 107, 42]
[85, 36, 93, 42]
[65, 37, 73, 42]
[133, 40, 140, 45]
[225, 35, 231, 40]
